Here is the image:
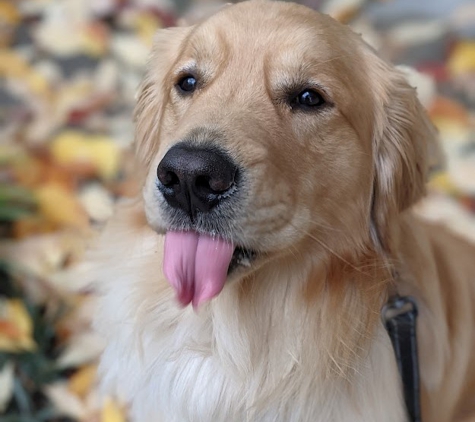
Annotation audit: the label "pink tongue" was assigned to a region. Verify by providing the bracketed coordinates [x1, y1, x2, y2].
[163, 231, 234, 308]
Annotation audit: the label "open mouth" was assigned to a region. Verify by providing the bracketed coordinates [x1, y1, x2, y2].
[163, 230, 258, 307]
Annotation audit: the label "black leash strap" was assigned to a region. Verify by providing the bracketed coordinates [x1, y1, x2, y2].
[382, 296, 422, 422]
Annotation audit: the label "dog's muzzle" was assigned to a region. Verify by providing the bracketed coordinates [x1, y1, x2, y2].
[155, 142, 258, 308]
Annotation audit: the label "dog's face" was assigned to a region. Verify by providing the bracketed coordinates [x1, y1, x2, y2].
[135, 1, 438, 306]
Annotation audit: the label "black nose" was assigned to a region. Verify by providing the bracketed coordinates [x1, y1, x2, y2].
[157, 144, 238, 219]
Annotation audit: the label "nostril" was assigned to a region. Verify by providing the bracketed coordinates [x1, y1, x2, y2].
[157, 168, 179, 188]
[195, 175, 211, 191]
[195, 173, 236, 194]
[208, 175, 235, 193]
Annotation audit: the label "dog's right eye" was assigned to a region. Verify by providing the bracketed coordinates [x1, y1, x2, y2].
[176, 75, 197, 94]
[293, 89, 325, 109]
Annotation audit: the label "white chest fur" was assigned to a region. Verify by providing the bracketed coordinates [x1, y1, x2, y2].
[96, 287, 406, 421]
[92, 225, 406, 422]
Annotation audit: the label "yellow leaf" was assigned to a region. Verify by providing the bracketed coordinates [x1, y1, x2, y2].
[0, 1, 20, 26]
[101, 397, 126, 422]
[0, 299, 36, 352]
[0, 49, 30, 78]
[81, 23, 109, 57]
[429, 117, 470, 140]
[0, 50, 50, 96]
[448, 41, 475, 76]
[50, 131, 90, 166]
[25, 69, 50, 97]
[89, 136, 121, 180]
[51, 131, 121, 180]
[428, 173, 459, 195]
[68, 365, 97, 399]
[35, 183, 89, 230]
[135, 13, 162, 46]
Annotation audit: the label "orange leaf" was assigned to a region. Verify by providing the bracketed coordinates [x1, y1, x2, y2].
[428, 96, 470, 126]
[0, 1, 20, 26]
[35, 183, 89, 230]
[0, 299, 36, 352]
[0, 320, 21, 339]
[13, 215, 58, 239]
[69, 365, 97, 399]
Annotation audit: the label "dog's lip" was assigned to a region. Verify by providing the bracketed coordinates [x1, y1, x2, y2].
[228, 246, 258, 275]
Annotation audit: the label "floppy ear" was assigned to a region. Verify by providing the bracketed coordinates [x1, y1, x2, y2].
[370, 64, 441, 253]
[134, 26, 192, 169]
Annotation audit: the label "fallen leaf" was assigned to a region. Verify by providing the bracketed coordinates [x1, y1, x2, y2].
[67, 92, 115, 125]
[34, 17, 84, 57]
[81, 22, 110, 56]
[0, 49, 51, 96]
[448, 41, 475, 76]
[57, 332, 104, 368]
[51, 131, 121, 180]
[0, 231, 91, 296]
[101, 396, 126, 422]
[0, 362, 14, 412]
[428, 172, 460, 195]
[11, 151, 77, 191]
[111, 34, 150, 68]
[35, 182, 90, 230]
[0, 299, 36, 352]
[428, 96, 471, 126]
[0, 49, 30, 78]
[79, 183, 114, 223]
[0, 1, 20, 26]
[46, 382, 86, 419]
[134, 11, 162, 46]
[69, 364, 97, 399]
[13, 215, 58, 238]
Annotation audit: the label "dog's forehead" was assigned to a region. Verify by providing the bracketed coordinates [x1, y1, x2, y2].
[187, 1, 358, 66]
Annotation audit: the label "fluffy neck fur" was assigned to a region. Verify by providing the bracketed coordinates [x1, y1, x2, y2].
[93, 202, 405, 422]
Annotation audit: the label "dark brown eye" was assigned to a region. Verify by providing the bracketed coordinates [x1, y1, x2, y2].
[295, 89, 325, 108]
[177, 75, 197, 93]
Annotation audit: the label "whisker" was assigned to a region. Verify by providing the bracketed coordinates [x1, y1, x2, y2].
[290, 224, 364, 273]
[288, 221, 398, 282]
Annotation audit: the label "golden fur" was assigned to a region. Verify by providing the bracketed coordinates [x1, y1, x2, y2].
[92, 2, 475, 421]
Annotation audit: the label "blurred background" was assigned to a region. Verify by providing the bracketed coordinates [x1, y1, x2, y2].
[0, 0, 474, 420]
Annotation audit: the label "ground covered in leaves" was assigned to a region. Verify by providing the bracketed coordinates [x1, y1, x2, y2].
[0, 0, 474, 421]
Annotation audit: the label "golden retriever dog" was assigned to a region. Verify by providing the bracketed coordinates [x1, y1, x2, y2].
[92, 1, 475, 421]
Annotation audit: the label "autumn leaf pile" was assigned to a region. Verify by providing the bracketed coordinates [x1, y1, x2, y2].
[0, 0, 174, 420]
[0, 0, 474, 421]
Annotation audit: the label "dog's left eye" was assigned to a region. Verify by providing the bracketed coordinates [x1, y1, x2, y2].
[176, 75, 197, 93]
[294, 89, 325, 108]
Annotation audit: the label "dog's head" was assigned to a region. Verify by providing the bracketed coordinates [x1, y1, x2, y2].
[134, 1, 439, 307]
